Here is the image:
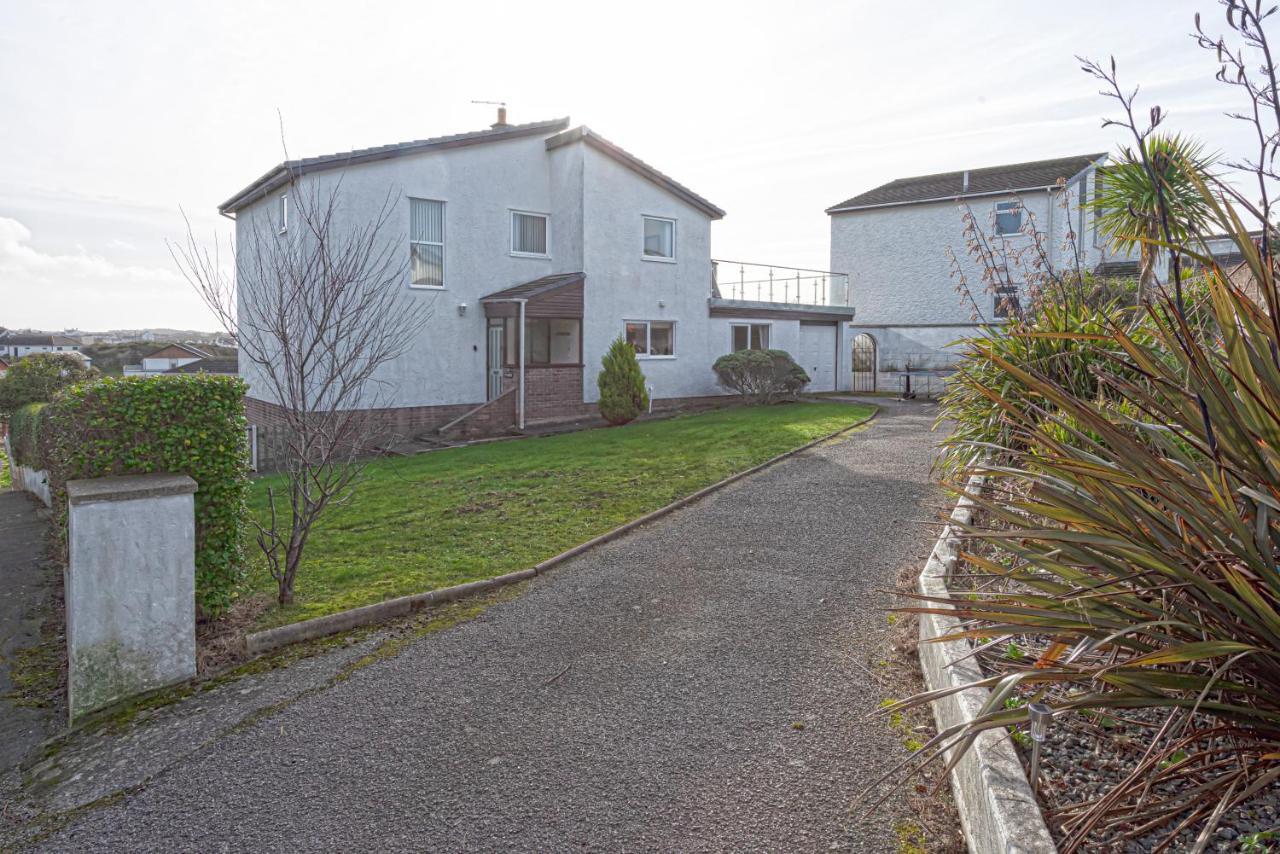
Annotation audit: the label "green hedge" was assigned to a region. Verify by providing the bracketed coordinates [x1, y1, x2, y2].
[44, 375, 250, 618]
[8, 402, 48, 469]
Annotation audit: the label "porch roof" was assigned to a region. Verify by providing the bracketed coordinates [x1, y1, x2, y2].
[481, 272, 585, 303]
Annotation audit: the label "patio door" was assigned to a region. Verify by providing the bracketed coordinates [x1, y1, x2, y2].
[486, 324, 504, 400]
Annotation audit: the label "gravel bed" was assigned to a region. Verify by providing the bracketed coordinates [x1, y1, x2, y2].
[954, 530, 1280, 852]
[1028, 708, 1280, 852]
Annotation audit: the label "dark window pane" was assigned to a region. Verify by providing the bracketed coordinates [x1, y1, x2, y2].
[626, 322, 647, 354]
[649, 322, 674, 356]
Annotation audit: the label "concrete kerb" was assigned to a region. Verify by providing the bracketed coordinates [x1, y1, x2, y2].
[244, 405, 880, 656]
[916, 474, 1057, 854]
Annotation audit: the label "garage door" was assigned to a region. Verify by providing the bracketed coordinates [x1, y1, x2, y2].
[799, 323, 837, 392]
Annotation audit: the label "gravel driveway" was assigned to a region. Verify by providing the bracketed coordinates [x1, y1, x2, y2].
[39, 400, 943, 853]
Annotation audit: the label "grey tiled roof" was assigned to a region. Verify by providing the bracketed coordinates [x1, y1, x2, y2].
[481, 272, 585, 302]
[827, 153, 1106, 213]
[219, 118, 572, 214]
[164, 357, 238, 375]
[0, 333, 81, 346]
[545, 127, 726, 220]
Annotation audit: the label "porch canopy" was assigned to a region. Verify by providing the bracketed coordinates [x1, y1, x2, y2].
[481, 272, 584, 318]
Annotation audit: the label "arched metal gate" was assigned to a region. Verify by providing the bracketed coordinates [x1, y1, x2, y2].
[851, 333, 876, 392]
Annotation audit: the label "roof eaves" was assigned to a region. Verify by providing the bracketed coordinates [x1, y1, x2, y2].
[547, 126, 726, 220]
[825, 185, 1059, 215]
[219, 117, 572, 215]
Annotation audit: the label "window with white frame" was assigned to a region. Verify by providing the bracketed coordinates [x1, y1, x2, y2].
[511, 211, 548, 256]
[995, 200, 1022, 236]
[410, 198, 445, 287]
[278, 194, 288, 233]
[642, 216, 675, 260]
[625, 320, 675, 357]
[730, 323, 770, 351]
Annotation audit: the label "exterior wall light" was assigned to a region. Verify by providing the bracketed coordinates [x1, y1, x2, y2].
[457, 303, 468, 317]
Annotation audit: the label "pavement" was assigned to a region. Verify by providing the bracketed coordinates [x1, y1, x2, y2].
[28, 399, 945, 852]
[0, 491, 56, 771]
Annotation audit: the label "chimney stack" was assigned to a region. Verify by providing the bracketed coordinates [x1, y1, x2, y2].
[962, 170, 970, 193]
[491, 106, 509, 129]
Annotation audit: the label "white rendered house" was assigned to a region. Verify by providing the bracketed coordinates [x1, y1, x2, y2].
[827, 153, 1119, 393]
[219, 113, 854, 447]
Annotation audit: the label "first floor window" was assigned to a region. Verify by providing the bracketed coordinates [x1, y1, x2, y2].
[511, 211, 549, 256]
[278, 194, 288, 233]
[410, 198, 445, 287]
[642, 216, 675, 259]
[625, 320, 675, 357]
[995, 200, 1022, 236]
[994, 283, 1020, 319]
[731, 323, 770, 351]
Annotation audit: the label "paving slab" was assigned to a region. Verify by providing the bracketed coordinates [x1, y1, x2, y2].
[0, 491, 56, 771]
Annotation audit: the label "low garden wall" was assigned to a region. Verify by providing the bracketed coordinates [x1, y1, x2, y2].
[4, 433, 52, 507]
[917, 475, 1056, 854]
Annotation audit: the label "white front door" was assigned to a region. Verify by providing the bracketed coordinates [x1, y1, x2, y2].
[799, 323, 837, 392]
[487, 325, 505, 400]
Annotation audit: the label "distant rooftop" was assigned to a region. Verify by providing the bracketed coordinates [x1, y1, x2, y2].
[0, 333, 81, 347]
[827, 152, 1106, 213]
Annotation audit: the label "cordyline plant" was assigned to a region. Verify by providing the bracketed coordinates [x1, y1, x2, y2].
[875, 3, 1280, 850]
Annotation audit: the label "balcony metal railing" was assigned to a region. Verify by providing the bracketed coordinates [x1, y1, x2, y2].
[712, 260, 851, 307]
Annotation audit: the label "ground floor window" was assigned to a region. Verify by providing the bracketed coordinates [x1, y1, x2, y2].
[994, 284, 1020, 319]
[625, 320, 675, 357]
[499, 317, 581, 365]
[730, 322, 770, 351]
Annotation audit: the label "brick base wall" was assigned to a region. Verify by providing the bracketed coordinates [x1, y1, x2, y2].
[243, 386, 741, 470]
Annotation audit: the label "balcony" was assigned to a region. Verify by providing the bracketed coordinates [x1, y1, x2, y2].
[711, 260, 852, 307]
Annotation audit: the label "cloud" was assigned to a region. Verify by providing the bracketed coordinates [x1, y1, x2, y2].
[0, 217, 179, 285]
[0, 216, 213, 329]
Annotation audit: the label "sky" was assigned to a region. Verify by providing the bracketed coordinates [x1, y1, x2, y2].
[0, 0, 1261, 331]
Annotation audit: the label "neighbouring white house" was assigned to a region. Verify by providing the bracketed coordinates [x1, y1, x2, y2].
[219, 112, 854, 448]
[123, 343, 215, 377]
[827, 152, 1133, 394]
[0, 332, 90, 366]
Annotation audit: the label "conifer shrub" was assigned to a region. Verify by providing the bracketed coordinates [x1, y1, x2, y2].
[597, 336, 649, 425]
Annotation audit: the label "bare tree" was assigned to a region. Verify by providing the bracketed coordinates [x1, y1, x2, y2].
[171, 173, 431, 605]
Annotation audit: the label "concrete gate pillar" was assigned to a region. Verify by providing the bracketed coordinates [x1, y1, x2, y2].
[65, 474, 198, 723]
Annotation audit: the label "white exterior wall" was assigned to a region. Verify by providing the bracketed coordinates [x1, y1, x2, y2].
[828, 166, 1130, 382]
[579, 145, 719, 402]
[233, 131, 730, 411]
[236, 134, 572, 409]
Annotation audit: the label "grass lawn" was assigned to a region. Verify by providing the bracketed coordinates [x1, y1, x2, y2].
[243, 401, 875, 629]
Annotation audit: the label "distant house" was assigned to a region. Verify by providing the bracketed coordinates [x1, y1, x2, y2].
[163, 356, 238, 376]
[826, 153, 1139, 392]
[123, 343, 212, 377]
[0, 332, 89, 365]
